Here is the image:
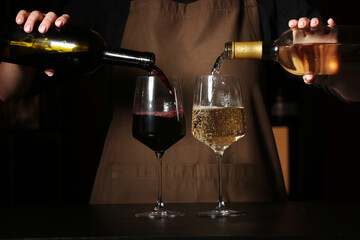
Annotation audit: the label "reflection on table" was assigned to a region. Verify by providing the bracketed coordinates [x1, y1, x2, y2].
[1, 202, 360, 239]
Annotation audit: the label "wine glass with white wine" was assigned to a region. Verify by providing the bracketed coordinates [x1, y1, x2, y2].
[191, 74, 246, 217]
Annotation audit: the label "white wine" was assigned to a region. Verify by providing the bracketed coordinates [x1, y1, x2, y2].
[224, 25, 360, 76]
[191, 106, 246, 152]
[0, 20, 155, 74]
[278, 43, 340, 75]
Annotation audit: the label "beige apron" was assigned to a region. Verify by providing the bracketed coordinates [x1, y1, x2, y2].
[90, 0, 287, 204]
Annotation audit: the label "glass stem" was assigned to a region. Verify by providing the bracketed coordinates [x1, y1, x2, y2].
[154, 151, 165, 211]
[216, 151, 226, 210]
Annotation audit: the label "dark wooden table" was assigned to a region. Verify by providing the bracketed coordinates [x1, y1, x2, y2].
[1, 202, 360, 239]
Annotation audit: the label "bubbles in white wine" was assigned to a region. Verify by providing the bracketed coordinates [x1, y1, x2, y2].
[191, 106, 246, 152]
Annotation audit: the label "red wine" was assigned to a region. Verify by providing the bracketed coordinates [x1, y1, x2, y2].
[132, 111, 185, 152]
[148, 65, 175, 98]
[1, 51, 103, 74]
[0, 21, 155, 74]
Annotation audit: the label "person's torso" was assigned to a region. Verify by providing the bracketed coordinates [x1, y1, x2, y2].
[90, 0, 287, 204]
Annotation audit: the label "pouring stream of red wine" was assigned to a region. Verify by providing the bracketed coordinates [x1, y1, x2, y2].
[146, 51, 224, 100]
[148, 65, 175, 99]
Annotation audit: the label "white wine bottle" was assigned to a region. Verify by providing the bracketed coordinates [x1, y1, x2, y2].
[0, 20, 155, 74]
[224, 25, 360, 76]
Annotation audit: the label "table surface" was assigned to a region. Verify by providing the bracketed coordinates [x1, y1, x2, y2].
[1, 201, 360, 239]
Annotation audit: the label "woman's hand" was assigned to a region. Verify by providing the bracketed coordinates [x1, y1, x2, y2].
[288, 18, 336, 84]
[16, 10, 71, 34]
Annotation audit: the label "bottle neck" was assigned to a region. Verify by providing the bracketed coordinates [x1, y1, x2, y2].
[224, 41, 278, 61]
[262, 41, 278, 60]
[102, 48, 155, 69]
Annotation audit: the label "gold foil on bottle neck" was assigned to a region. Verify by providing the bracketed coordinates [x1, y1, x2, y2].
[234, 41, 262, 59]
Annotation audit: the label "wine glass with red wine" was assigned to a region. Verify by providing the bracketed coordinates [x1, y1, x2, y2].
[132, 75, 186, 218]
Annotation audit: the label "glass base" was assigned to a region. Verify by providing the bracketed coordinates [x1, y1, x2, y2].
[135, 210, 185, 219]
[197, 209, 245, 218]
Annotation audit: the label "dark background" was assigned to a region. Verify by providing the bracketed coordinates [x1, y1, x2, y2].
[0, 0, 359, 205]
